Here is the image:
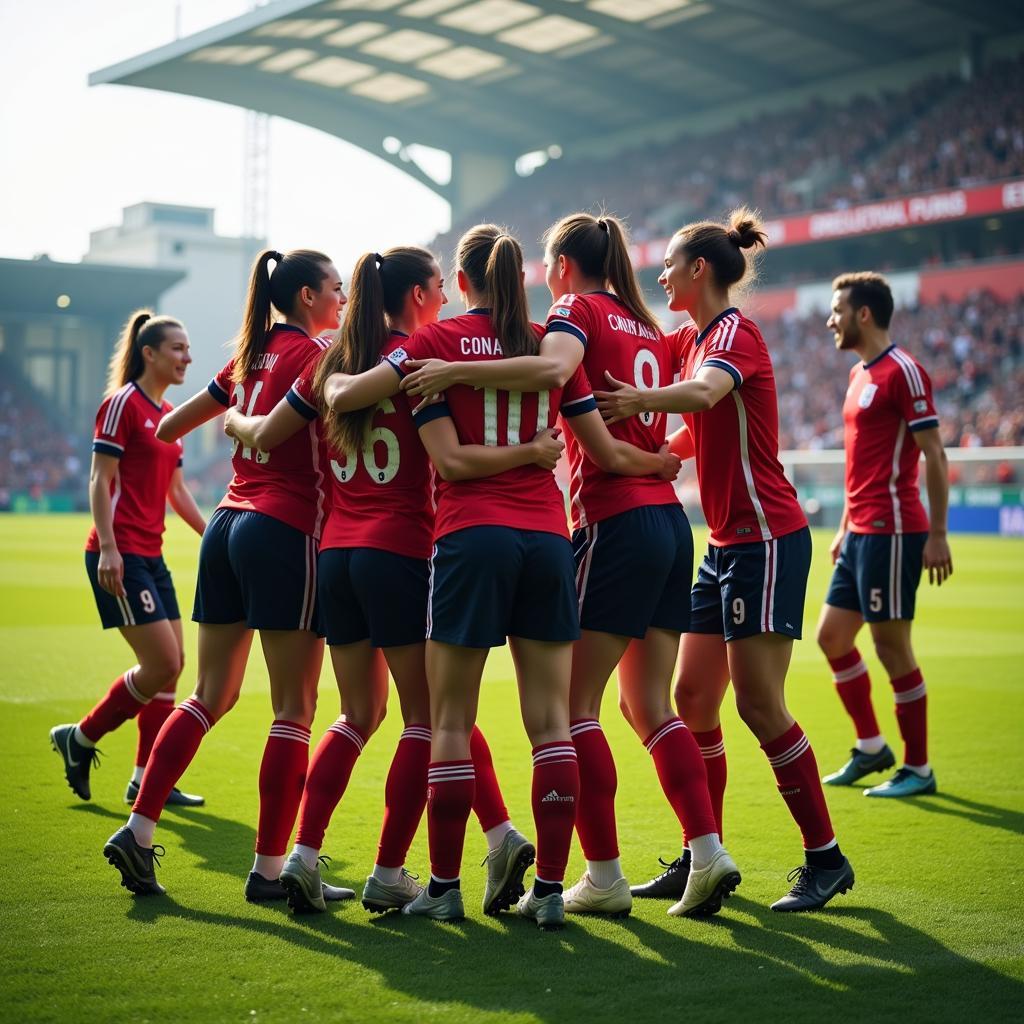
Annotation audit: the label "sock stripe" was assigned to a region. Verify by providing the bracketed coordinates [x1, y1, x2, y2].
[766, 734, 810, 768]
[152, 691, 177, 702]
[532, 745, 577, 766]
[180, 698, 212, 733]
[697, 740, 726, 758]
[269, 724, 312, 744]
[122, 668, 148, 705]
[894, 681, 927, 704]
[428, 766, 475, 783]
[832, 661, 868, 683]
[400, 726, 432, 742]
[327, 719, 365, 751]
[569, 719, 602, 737]
[644, 718, 688, 753]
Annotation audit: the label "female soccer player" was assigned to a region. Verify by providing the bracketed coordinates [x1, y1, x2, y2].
[223, 246, 561, 916]
[103, 249, 349, 905]
[595, 208, 855, 912]
[51, 311, 206, 807]
[398, 212, 737, 920]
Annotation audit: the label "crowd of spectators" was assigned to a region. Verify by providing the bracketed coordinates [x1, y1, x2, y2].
[431, 56, 1024, 260]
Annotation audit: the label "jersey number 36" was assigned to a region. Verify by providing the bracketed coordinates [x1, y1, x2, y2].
[332, 398, 400, 485]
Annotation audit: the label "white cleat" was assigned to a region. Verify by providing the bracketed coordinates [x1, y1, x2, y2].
[401, 885, 465, 922]
[668, 848, 741, 918]
[563, 872, 632, 917]
[362, 870, 423, 914]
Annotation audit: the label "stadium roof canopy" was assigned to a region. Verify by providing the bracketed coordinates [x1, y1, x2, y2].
[91, 0, 1024, 214]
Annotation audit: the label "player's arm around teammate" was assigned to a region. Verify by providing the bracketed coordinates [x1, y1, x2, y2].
[599, 209, 855, 913]
[816, 272, 951, 798]
[103, 249, 351, 904]
[51, 312, 206, 809]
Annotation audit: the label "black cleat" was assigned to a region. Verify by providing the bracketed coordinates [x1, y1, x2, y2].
[125, 779, 205, 807]
[770, 858, 855, 912]
[103, 826, 165, 895]
[50, 724, 101, 801]
[245, 869, 354, 904]
[630, 853, 691, 899]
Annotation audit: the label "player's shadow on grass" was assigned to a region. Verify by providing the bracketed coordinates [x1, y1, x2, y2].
[897, 791, 1024, 836]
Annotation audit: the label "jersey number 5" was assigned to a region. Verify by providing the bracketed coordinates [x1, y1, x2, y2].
[231, 382, 270, 464]
[332, 398, 400, 485]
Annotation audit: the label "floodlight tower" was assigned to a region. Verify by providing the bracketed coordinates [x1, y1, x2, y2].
[243, 0, 270, 242]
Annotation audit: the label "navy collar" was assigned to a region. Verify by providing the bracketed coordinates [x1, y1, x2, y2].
[694, 307, 739, 348]
[390, 329, 410, 339]
[862, 343, 895, 369]
[273, 322, 312, 338]
[466, 307, 490, 316]
[132, 380, 164, 411]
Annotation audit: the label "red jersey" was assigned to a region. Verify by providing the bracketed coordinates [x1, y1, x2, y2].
[289, 332, 434, 559]
[87, 382, 183, 557]
[672, 308, 806, 547]
[546, 291, 680, 530]
[843, 344, 938, 535]
[386, 309, 596, 541]
[208, 324, 330, 539]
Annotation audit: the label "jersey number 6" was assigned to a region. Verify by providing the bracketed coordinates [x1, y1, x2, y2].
[332, 398, 400, 485]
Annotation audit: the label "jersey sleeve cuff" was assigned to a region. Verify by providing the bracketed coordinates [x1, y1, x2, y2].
[412, 400, 451, 427]
[545, 320, 587, 346]
[208, 379, 230, 406]
[560, 394, 597, 417]
[92, 440, 123, 458]
[177, 458, 184, 468]
[701, 358, 743, 389]
[286, 387, 319, 420]
[908, 416, 939, 432]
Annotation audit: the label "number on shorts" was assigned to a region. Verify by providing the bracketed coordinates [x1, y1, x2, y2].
[869, 587, 883, 613]
[732, 597, 746, 625]
[231, 381, 269, 463]
[139, 589, 156, 614]
[633, 350, 660, 426]
[331, 398, 401, 485]
[482, 389, 551, 446]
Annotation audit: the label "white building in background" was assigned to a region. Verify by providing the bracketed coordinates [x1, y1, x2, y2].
[85, 202, 263, 462]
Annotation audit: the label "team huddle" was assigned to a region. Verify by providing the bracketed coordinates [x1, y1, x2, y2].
[49, 208, 952, 930]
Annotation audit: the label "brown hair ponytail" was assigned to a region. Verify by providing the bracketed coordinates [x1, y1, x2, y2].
[105, 309, 183, 397]
[457, 224, 536, 358]
[544, 212, 659, 335]
[314, 246, 437, 453]
[232, 247, 331, 383]
[672, 206, 768, 289]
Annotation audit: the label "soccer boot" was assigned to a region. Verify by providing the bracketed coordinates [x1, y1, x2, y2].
[482, 830, 536, 915]
[280, 852, 326, 914]
[516, 887, 565, 931]
[125, 779, 206, 807]
[864, 767, 937, 798]
[50, 724, 100, 801]
[401, 885, 465, 922]
[103, 825, 165, 896]
[668, 848, 741, 918]
[362, 870, 423, 914]
[770, 857, 855, 912]
[246, 868, 354, 904]
[823, 745, 896, 786]
[630, 854, 690, 899]
[563, 872, 632, 917]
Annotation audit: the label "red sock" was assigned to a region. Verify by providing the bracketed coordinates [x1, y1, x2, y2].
[644, 718, 718, 843]
[892, 668, 928, 767]
[427, 761, 475, 879]
[569, 719, 619, 860]
[132, 697, 213, 822]
[692, 726, 727, 840]
[375, 725, 431, 868]
[135, 688, 176, 768]
[532, 742, 579, 883]
[470, 725, 509, 831]
[829, 649, 880, 740]
[256, 720, 312, 857]
[79, 668, 147, 743]
[762, 722, 835, 851]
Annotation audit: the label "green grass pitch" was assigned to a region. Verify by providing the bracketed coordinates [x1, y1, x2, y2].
[1, 515, 1022, 1022]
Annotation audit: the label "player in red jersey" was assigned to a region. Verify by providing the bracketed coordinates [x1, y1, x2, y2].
[401, 212, 737, 919]
[103, 250, 351, 906]
[51, 311, 206, 807]
[817, 272, 951, 798]
[597, 209, 854, 912]
[222, 245, 556, 916]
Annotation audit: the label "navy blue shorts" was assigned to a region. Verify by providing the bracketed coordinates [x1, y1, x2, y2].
[573, 504, 693, 639]
[690, 527, 812, 642]
[193, 508, 320, 632]
[825, 531, 927, 622]
[319, 547, 428, 648]
[428, 526, 580, 649]
[85, 551, 179, 630]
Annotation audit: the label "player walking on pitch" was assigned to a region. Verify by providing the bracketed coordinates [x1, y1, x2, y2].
[817, 272, 951, 798]
[51, 311, 206, 808]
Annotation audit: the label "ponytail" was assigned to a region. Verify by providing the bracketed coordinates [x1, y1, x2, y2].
[457, 224, 536, 358]
[314, 245, 437, 453]
[544, 212, 658, 335]
[672, 206, 768, 290]
[105, 309, 183, 397]
[232, 247, 331, 383]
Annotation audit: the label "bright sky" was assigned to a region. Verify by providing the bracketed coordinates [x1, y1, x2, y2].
[0, 1, 450, 269]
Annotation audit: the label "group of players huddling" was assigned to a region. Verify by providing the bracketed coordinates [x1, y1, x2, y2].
[50, 207, 952, 930]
